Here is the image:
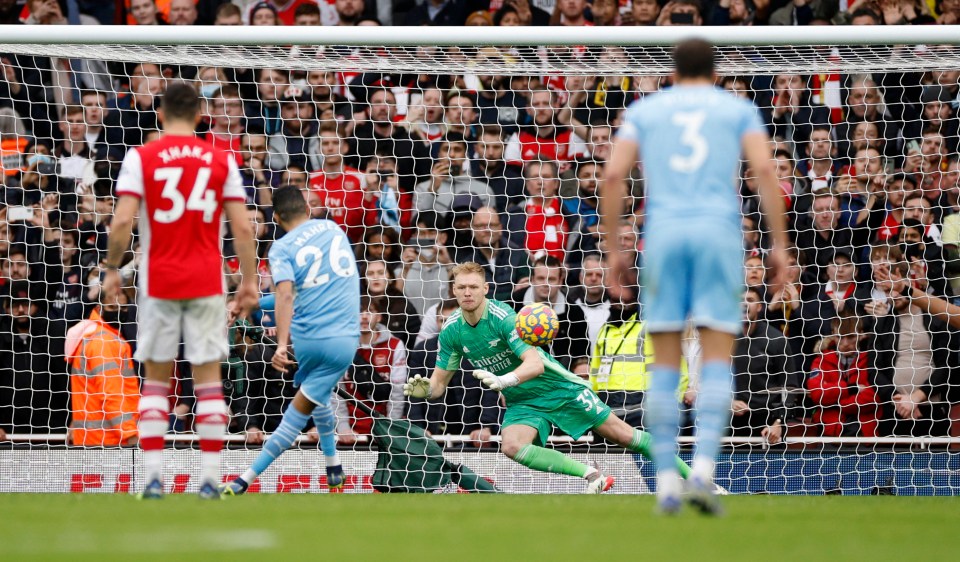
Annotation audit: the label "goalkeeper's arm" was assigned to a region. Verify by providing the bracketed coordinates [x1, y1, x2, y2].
[510, 348, 545, 383]
[474, 348, 545, 391]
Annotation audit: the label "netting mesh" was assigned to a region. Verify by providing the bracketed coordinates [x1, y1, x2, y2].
[1, 39, 960, 494]
[3, 43, 960, 74]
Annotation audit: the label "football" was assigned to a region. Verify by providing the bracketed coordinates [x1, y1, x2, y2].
[515, 303, 560, 346]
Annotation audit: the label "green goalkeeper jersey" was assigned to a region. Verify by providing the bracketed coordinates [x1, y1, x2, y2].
[436, 299, 590, 409]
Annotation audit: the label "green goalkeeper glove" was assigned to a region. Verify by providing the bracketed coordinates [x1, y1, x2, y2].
[403, 374, 432, 399]
[473, 369, 519, 392]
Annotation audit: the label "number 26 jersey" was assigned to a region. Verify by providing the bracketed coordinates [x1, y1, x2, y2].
[268, 219, 360, 340]
[115, 134, 246, 300]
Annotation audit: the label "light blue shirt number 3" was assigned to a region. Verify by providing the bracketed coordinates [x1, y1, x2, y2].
[669, 111, 708, 173]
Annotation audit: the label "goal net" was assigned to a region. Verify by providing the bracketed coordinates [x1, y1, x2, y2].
[1, 26, 959, 495]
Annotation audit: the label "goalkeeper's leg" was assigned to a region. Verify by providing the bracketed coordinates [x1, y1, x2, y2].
[591, 412, 691, 479]
[226, 392, 314, 494]
[501, 424, 613, 493]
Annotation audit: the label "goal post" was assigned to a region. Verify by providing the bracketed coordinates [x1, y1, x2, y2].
[1, 25, 959, 494]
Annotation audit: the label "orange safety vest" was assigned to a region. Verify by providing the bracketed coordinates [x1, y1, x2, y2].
[0, 137, 28, 177]
[68, 310, 140, 446]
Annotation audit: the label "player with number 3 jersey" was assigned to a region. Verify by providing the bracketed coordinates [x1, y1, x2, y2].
[222, 185, 360, 496]
[601, 39, 789, 514]
[105, 82, 260, 500]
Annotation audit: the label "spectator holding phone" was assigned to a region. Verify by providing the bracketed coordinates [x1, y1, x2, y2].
[657, 0, 704, 25]
[866, 246, 958, 436]
[414, 137, 493, 217]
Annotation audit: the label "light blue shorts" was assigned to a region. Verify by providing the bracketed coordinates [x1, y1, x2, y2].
[641, 221, 743, 334]
[292, 335, 359, 405]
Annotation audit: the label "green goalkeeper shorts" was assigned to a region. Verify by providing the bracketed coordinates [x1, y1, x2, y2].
[502, 386, 612, 447]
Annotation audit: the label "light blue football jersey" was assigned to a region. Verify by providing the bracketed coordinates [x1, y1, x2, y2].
[268, 219, 360, 340]
[618, 85, 765, 228]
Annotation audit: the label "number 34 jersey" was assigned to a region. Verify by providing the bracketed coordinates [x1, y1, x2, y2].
[617, 85, 766, 229]
[268, 219, 360, 340]
[115, 134, 246, 300]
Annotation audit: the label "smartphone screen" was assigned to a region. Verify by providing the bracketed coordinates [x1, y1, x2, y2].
[7, 206, 33, 222]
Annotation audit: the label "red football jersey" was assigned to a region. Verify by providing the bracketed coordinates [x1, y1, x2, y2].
[308, 167, 376, 243]
[524, 197, 569, 261]
[343, 330, 407, 435]
[115, 134, 245, 300]
[504, 128, 586, 167]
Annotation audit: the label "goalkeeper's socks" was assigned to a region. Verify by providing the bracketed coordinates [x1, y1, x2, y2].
[138, 380, 170, 485]
[628, 429, 691, 479]
[513, 444, 591, 478]
[643, 364, 682, 476]
[243, 407, 311, 484]
[693, 361, 732, 472]
[195, 383, 229, 485]
[311, 403, 340, 467]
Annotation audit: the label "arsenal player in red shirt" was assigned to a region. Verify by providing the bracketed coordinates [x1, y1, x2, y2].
[104, 82, 259, 499]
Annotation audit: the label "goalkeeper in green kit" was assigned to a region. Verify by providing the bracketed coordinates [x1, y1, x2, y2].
[403, 262, 692, 493]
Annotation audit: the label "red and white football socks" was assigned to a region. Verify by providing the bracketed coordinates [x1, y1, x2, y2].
[138, 380, 170, 485]
[194, 382, 228, 485]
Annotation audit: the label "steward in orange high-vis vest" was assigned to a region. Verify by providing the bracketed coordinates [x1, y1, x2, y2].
[66, 308, 139, 446]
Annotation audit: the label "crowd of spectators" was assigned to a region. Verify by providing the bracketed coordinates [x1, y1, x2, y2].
[1, 0, 960, 448]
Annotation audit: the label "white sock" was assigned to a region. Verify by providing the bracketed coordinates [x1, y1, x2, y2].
[691, 458, 717, 481]
[325, 454, 340, 467]
[137, 392, 170, 484]
[657, 469, 682, 497]
[241, 468, 258, 485]
[142, 450, 164, 484]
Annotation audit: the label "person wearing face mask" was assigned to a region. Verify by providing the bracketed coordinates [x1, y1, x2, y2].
[401, 212, 451, 317]
[363, 259, 421, 350]
[65, 292, 140, 447]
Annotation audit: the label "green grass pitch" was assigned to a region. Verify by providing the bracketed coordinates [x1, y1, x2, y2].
[1, 494, 957, 561]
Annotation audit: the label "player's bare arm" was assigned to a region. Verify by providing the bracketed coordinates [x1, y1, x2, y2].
[427, 367, 455, 399]
[742, 130, 790, 294]
[599, 138, 639, 301]
[223, 199, 260, 316]
[102, 194, 140, 302]
[270, 280, 295, 373]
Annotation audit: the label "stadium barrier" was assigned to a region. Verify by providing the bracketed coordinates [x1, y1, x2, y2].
[3, 441, 958, 495]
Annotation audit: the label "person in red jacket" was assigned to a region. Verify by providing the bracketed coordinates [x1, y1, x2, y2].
[807, 313, 880, 437]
